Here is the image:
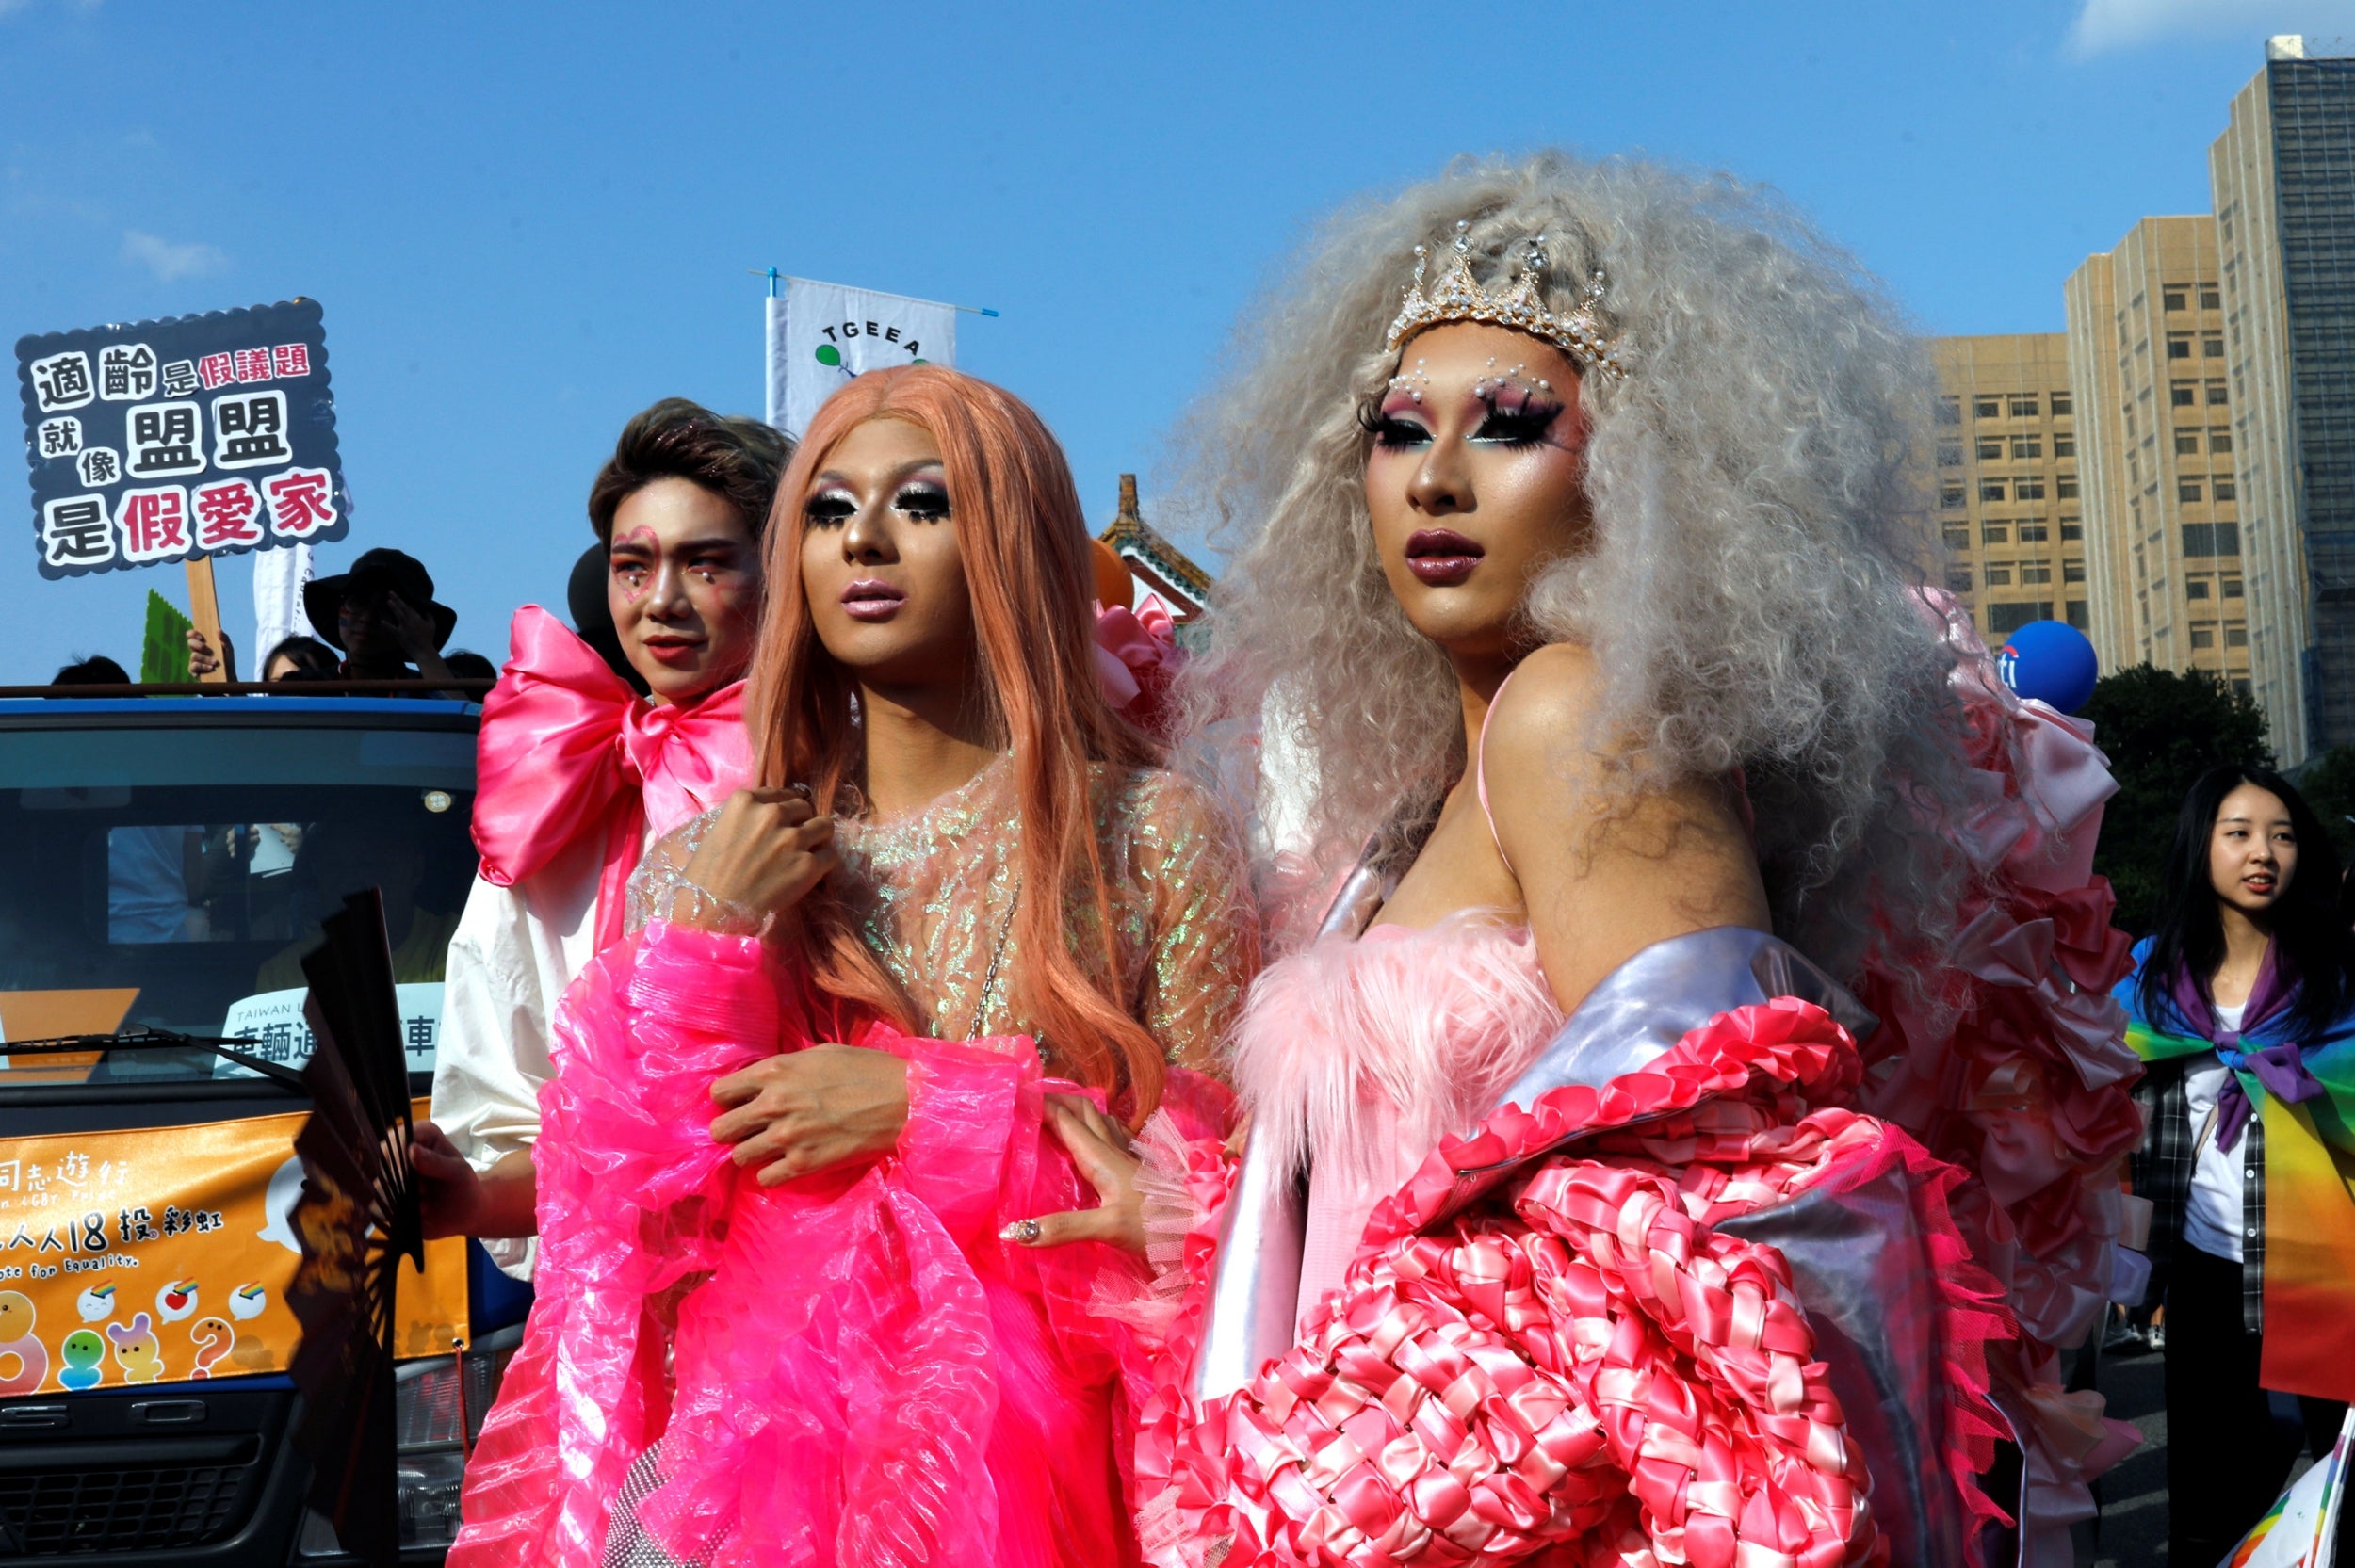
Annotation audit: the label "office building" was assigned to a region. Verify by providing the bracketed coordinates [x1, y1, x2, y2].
[2063, 217, 2249, 697]
[2211, 37, 2355, 763]
[1927, 334, 2088, 643]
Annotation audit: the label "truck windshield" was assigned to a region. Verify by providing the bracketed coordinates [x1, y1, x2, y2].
[0, 718, 476, 1083]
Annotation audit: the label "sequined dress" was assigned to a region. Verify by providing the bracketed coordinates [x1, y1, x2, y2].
[447, 758, 1256, 1568]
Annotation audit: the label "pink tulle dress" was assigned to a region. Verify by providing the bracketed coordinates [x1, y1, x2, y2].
[447, 759, 1259, 1568]
[1119, 606, 2140, 1568]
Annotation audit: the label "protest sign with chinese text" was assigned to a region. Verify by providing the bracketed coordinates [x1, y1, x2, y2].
[0, 1101, 464, 1395]
[16, 299, 349, 579]
[766, 278, 956, 438]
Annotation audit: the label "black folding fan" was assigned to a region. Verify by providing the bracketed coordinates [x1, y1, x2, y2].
[285, 890, 424, 1568]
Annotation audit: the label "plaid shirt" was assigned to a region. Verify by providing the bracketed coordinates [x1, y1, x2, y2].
[2132, 1055, 2267, 1332]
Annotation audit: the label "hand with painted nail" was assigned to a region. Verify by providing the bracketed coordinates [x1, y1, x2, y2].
[1004, 1095, 1146, 1255]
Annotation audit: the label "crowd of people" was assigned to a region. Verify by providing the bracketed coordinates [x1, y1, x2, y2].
[46, 546, 500, 690]
[68, 149, 2355, 1566]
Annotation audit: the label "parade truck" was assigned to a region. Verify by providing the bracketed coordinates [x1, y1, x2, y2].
[0, 687, 523, 1565]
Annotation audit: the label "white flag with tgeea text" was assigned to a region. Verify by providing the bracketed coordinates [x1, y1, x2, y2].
[766, 279, 956, 439]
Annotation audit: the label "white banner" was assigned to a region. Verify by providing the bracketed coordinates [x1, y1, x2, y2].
[214, 982, 445, 1079]
[252, 541, 315, 675]
[766, 279, 955, 439]
[2229, 1404, 2352, 1566]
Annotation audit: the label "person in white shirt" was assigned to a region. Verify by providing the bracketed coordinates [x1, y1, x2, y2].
[413, 399, 790, 1276]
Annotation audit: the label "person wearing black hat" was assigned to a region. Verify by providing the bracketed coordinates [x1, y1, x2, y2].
[303, 547, 460, 685]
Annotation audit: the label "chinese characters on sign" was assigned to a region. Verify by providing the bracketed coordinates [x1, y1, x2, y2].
[15, 300, 349, 578]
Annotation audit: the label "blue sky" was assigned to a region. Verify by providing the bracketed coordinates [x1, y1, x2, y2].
[2, 0, 2348, 681]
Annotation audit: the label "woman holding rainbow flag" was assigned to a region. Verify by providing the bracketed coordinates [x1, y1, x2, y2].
[2120, 763, 2355, 1564]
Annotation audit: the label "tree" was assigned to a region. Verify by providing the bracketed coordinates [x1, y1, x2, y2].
[2079, 664, 2271, 936]
[2293, 743, 2355, 867]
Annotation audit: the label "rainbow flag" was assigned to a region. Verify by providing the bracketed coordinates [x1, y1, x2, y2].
[2225, 1405, 2352, 1567]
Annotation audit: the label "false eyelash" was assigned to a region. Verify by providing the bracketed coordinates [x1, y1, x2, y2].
[894, 483, 951, 519]
[804, 493, 857, 524]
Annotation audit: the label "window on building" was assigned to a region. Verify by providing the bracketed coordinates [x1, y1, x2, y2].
[2064, 560, 2087, 583]
[2201, 287, 2221, 310]
[2016, 477, 2046, 500]
[1976, 438, 2004, 460]
[2190, 623, 2217, 649]
[2218, 523, 2241, 554]
[2052, 391, 2073, 415]
[2188, 578, 2212, 599]
[1937, 442, 1963, 468]
[2018, 522, 2049, 542]
[2177, 431, 2202, 455]
[1981, 479, 2006, 502]
[2163, 289, 2187, 311]
[2202, 335, 2224, 357]
[2054, 433, 2076, 457]
[1940, 485, 1966, 509]
[2056, 476, 2079, 498]
[1984, 564, 2013, 586]
[2233, 677, 2252, 699]
[2181, 479, 2204, 503]
[1974, 396, 2000, 418]
[2184, 523, 2217, 556]
[2021, 563, 2053, 585]
[2211, 428, 2233, 453]
[2008, 395, 2038, 417]
[2171, 382, 2196, 407]
[2061, 518, 2083, 540]
[2067, 600, 2089, 629]
[1946, 568, 1973, 594]
[2227, 623, 2249, 648]
[1943, 527, 1971, 551]
[2010, 436, 2041, 459]
[2217, 477, 2237, 502]
[1936, 396, 1961, 426]
[2166, 335, 2192, 359]
[1981, 523, 2010, 544]
[1990, 602, 2053, 634]
[2207, 380, 2228, 404]
[2224, 575, 2244, 597]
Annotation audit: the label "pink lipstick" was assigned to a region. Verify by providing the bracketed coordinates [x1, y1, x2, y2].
[840, 578, 907, 622]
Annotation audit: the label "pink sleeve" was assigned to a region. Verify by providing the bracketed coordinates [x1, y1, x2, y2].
[889, 1032, 1047, 1244]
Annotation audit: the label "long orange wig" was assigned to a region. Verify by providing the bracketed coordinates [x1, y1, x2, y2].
[746, 365, 1169, 1115]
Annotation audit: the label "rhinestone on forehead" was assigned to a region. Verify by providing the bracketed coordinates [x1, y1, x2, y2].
[1384, 220, 1633, 382]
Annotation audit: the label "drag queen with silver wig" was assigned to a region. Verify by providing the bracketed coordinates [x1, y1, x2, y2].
[1031, 153, 2144, 1566]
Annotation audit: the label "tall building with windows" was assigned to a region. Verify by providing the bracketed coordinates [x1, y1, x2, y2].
[1926, 335, 2088, 643]
[2062, 217, 2249, 697]
[2211, 37, 2355, 764]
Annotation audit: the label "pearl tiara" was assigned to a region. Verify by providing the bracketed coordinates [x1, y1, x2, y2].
[1384, 221, 1632, 383]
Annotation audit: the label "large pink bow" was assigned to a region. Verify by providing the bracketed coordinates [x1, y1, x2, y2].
[473, 605, 754, 949]
[1093, 593, 1186, 738]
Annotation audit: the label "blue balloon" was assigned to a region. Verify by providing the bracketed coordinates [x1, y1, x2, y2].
[1995, 620, 2099, 714]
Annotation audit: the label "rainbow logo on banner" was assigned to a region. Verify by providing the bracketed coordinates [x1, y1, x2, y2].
[2227, 1406, 2352, 1567]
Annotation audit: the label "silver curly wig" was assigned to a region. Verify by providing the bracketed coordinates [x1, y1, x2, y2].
[1175, 151, 1976, 983]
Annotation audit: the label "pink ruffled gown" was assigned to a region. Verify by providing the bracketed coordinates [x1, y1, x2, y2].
[447, 760, 1259, 1568]
[1123, 606, 2141, 1568]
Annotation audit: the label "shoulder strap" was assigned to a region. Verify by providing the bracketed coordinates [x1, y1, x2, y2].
[1475, 667, 1523, 880]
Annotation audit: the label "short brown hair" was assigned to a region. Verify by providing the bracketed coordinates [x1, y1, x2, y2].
[586, 398, 792, 543]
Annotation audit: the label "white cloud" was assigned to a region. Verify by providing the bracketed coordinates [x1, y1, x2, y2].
[2068, 0, 2355, 57]
[121, 229, 228, 283]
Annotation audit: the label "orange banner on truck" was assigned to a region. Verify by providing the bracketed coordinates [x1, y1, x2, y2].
[0, 1099, 464, 1395]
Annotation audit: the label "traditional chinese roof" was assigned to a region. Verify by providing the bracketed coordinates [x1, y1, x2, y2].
[1097, 475, 1212, 619]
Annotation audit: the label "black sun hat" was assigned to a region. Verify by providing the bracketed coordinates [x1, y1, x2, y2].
[303, 548, 458, 653]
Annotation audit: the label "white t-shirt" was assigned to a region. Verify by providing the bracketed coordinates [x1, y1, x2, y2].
[2182, 1000, 2256, 1264]
[430, 828, 622, 1280]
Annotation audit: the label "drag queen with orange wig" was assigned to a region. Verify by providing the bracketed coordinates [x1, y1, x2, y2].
[447, 366, 1259, 1568]
[1034, 154, 2142, 1567]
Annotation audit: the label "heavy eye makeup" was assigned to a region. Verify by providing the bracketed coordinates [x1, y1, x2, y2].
[892, 477, 951, 520]
[1358, 388, 1567, 451]
[804, 487, 857, 527]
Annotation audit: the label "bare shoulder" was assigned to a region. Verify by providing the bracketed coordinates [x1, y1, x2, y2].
[1479, 643, 1610, 786]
